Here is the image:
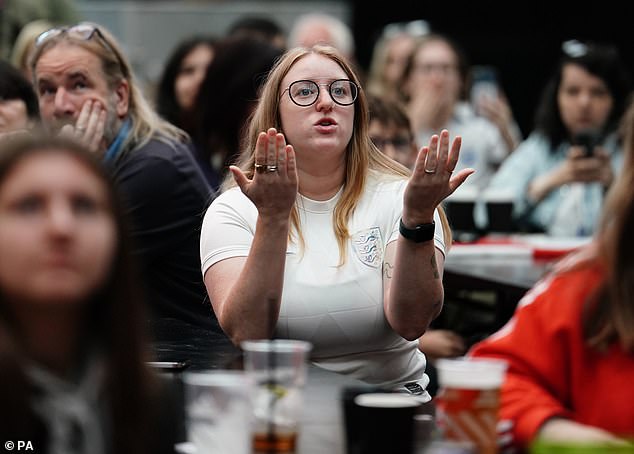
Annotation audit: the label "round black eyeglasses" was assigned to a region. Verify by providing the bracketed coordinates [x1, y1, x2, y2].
[282, 79, 358, 107]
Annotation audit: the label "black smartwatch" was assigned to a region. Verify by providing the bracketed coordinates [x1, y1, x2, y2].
[399, 218, 435, 243]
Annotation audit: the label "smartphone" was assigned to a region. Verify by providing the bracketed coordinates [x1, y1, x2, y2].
[146, 360, 190, 371]
[572, 130, 601, 158]
[470, 65, 499, 115]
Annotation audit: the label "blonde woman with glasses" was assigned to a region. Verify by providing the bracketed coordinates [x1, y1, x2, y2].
[200, 44, 473, 397]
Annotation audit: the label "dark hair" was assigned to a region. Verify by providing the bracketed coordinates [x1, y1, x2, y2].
[0, 134, 157, 454]
[0, 59, 39, 120]
[367, 94, 413, 138]
[156, 35, 217, 133]
[534, 41, 631, 148]
[227, 16, 285, 48]
[194, 36, 283, 177]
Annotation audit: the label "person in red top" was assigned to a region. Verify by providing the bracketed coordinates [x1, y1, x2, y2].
[470, 99, 634, 450]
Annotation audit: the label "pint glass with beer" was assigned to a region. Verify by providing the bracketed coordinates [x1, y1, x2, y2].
[435, 358, 508, 454]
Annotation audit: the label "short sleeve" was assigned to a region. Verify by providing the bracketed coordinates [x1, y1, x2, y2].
[200, 188, 258, 275]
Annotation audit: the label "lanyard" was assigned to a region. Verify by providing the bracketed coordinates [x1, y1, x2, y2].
[103, 118, 131, 163]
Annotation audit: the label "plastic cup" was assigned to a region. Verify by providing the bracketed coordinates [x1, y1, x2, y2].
[241, 339, 312, 454]
[183, 370, 254, 454]
[435, 358, 508, 454]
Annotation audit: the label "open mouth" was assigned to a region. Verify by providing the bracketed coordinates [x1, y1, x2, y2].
[316, 118, 337, 127]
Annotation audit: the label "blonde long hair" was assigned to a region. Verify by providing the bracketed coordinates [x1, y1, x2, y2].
[225, 45, 451, 264]
[30, 22, 187, 152]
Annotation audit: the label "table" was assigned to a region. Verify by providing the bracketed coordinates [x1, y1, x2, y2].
[443, 252, 553, 335]
[151, 319, 369, 454]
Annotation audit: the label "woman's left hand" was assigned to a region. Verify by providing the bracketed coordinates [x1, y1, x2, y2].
[402, 129, 474, 225]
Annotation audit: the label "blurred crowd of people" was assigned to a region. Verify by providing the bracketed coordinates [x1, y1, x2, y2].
[0, 7, 633, 453]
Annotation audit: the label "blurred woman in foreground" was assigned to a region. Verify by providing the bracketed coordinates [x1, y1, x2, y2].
[0, 135, 176, 454]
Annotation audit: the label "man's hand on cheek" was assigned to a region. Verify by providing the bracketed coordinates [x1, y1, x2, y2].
[59, 99, 107, 154]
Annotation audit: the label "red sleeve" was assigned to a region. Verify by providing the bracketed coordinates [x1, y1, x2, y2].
[469, 275, 584, 447]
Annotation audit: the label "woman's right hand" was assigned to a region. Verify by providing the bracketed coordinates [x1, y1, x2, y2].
[230, 128, 298, 220]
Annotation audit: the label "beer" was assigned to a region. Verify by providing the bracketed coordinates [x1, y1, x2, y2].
[253, 431, 297, 454]
[436, 387, 500, 454]
[435, 358, 508, 454]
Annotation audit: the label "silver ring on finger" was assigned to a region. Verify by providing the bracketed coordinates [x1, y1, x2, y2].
[266, 165, 278, 172]
[254, 163, 266, 173]
[424, 168, 436, 174]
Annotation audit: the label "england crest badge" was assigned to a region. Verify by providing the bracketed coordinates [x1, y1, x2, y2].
[351, 227, 383, 268]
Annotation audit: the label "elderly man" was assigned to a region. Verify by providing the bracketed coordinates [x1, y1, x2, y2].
[30, 23, 219, 336]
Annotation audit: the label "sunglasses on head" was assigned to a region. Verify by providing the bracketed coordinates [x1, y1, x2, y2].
[35, 23, 127, 75]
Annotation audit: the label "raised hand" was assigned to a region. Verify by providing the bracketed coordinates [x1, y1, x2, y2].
[230, 128, 298, 220]
[402, 129, 474, 225]
[59, 99, 106, 153]
[477, 94, 521, 151]
[407, 83, 454, 133]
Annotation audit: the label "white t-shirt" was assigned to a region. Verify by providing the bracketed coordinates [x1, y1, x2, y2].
[201, 171, 446, 391]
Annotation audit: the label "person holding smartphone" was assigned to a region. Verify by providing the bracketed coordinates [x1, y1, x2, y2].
[485, 40, 631, 236]
[470, 65, 523, 152]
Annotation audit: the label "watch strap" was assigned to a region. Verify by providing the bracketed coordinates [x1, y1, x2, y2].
[399, 218, 435, 243]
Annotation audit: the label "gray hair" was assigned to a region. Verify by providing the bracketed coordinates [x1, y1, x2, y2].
[287, 13, 355, 58]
